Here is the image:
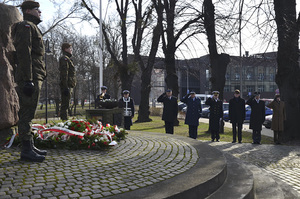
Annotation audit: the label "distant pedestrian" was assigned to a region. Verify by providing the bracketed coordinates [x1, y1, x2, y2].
[59, 42, 76, 120]
[229, 89, 245, 143]
[157, 89, 178, 134]
[118, 90, 134, 130]
[246, 92, 265, 144]
[205, 91, 223, 142]
[181, 91, 202, 139]
[13, 0, 46, 162]
[267, 94, 286, 144]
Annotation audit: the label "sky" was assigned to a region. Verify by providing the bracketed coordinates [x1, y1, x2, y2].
[10, 0, 300, 59]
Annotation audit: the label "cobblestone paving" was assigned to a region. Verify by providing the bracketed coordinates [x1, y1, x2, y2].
[0, 132, 198, 199]
[208, 141, 300, 194]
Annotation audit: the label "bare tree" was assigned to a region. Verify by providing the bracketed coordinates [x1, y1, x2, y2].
[274, 0, 300, 142]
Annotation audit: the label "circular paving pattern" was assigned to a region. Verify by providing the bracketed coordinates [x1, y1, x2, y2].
[0, 132, 198, 198]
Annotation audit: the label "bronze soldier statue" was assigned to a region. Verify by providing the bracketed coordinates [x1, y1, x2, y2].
[13, 0, 46, 162]
[59, 42, 76, 120]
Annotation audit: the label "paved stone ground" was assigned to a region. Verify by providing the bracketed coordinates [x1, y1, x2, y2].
[0, 132, 198, 199]
[207, 141, 300, 194]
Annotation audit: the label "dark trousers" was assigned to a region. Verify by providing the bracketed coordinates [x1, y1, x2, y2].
[232, 123, 243, 142]
[60, 87, 72, 120]
[164, 121, 174, 134]
[189, 125, 198, 139]
[124, 117, 132, 130]
[274, 131, 282, 144]
[252, 130, 261, 143]
[211, 130, 220, 141]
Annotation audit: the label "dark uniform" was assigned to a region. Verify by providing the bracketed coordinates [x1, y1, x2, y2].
[246, 92, 265, 144]
[118, 91, 135, 130]
[205, 94, 223, 142]
[59, 46, 76, 120]
[229, 90, 245, 143]
[95, 86, 111, 108]
[157, 91, 178, 134]
[12, 1, 46, 162]
[181, 93, 202, 139]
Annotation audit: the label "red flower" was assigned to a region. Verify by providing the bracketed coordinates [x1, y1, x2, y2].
[104, 141, 108, 145]
[79, 141, 82, 144]
[88, 145, 90, 149]
[77, 124, 81, 127]
[92, 143, 96, 147]
[56, 137, 59, 141]
[71, 127, 75, 130]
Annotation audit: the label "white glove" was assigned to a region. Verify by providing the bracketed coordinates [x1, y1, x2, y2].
[220, 118, 222, 121]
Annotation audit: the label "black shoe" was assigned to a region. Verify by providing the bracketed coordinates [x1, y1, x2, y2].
[216, 140, 220, 142]
[238, 141, 242, 143]
[31, 139, 47, 156]
[232, 141, 236, 143]
[211, 139, 214, 142]
[20, 140, 45, 162]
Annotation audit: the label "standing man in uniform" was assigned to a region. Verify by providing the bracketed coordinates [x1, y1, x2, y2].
[13, 0, 46, 162]
[95, 86, 111, 108]
[205, 91, 223, 142]
[157, 89, 178, 134]
[118, 90, 135, 130]
[229, 89, 245, 143]
[181, 91, 202, 139]
[59, 42, 76, 120]
[246, 91, 265, 144]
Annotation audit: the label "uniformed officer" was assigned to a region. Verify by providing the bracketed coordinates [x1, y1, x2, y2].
[95, 86, 111, 108]
[59, 42, 76, 120]
[118, 90, 135, 130]
[181, 91, 202, 139]
[13, 0, 46, 162]
[246, 91, 265, 144]
[205, 91, 223, 142]
[157, 89, 178, 134]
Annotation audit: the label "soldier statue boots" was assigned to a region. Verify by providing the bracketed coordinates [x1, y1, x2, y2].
[31, 138, 47, 156]
[20, 140, 45, 162]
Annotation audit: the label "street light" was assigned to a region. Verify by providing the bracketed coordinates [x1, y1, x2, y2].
[44, 39, 52, 123]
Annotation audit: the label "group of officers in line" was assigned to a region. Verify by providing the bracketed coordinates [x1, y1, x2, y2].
[158, 89, 286, 145]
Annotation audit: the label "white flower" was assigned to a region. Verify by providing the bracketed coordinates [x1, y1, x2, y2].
[100, 137, 104, 141]
[67, 122, 71, 126]
[57, 122, 64, 127]
[64, 125, 69, 129]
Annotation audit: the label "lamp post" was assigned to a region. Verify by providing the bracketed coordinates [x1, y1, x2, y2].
[99, 0, 103, 92]
[44, 39, 51, 123]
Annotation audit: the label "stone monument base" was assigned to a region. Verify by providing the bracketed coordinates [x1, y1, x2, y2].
[86, 108, 123, 127]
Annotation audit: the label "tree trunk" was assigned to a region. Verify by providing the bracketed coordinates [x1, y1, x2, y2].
[204, 0, 230, 100]
[274, 0, 300, 142]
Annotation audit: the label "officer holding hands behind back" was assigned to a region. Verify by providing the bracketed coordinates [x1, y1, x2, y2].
[205, 91, 223, 142]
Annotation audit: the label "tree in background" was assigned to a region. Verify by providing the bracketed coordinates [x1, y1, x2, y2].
[274, 0, 300, 141]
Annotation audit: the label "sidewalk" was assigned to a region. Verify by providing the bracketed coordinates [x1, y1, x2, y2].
[199, 118, 274, 138]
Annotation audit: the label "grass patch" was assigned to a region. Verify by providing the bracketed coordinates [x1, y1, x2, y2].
[132, 115, 274, 144]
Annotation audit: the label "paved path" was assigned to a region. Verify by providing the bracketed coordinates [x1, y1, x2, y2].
[207, 141, 300, 194]
[0, 132, 198, 199]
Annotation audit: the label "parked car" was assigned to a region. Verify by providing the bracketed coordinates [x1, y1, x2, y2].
[181, 102, 209, 113]
[178, 102, 187, 111]
[223, 105, 273, 122]
[201, 103, 229, 118]
[263, 115, 272, 129]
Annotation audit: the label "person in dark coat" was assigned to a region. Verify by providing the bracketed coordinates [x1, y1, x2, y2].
[205, 91, 223, 142]
[157, 89, 178, 134]
[267, 94, 286, 144]
[246, 91, 265, 144]
[229, 89, 245, 143]
[118, 90, 135, 130]
[95, 86, 111, 108]
[181, 91, 202, 139]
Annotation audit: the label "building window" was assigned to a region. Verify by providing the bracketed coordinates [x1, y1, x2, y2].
[269, 85, 278, 92]
[258, 73, 265, 81]
[269, 74, 275, 81]
[224, 85, 230, 92]
[246, 73, 252, 80]
[246, 86, 255, 92]
[258, 85, 264, 92]
[225, 73, 230, 80]
[234, 73, 240, 80]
